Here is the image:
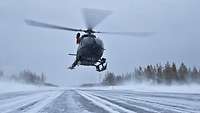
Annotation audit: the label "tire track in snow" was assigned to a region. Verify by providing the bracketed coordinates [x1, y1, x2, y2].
[87, 90, 200, 113]
[88, 91, 183, 113]
[113, 91, 200, 113]
[121, 95, 199, 113]
[0, 90, 63, 113]
[1, 89, 200, 113]
[39, 90, 108, 113]
[77, 90, 137, 113]
[83, 91, 159, 113]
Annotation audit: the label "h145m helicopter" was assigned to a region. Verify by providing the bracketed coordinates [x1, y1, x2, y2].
[25, 8, 152, 72]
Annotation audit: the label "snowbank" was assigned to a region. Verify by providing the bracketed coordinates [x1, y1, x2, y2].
[82, 83, 200, 94]
[0, 81, 57, 94]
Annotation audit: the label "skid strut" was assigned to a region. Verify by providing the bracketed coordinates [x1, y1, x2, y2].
[95, 58, 107, 72]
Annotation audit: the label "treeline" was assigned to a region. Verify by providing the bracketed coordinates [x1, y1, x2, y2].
[0, 70, 46, 85]
[102, 62, 200, 85]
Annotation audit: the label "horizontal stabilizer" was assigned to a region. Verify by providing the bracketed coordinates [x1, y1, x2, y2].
[68, 53, 76, 56]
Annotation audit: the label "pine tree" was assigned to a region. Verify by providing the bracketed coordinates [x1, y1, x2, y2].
[102, 72, 115, 85]
[178, 63, 188, 83]
[41, 73, 46, 83]
[155, 64, 163, 83]
[171, 63, 178, 82]
[163, 62, 172, 84]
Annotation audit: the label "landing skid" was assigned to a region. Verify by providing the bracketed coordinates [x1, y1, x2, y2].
[68, 66, 75, 70]
[95, 58, 107, 72]
[68, 58, 107, 72]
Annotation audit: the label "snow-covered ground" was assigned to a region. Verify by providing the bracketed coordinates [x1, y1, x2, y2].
[0, 82, 200, 113]
[0, 81, 58, 94]
[83, 83, 200, 94]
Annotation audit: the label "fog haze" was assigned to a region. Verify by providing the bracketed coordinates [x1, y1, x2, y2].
[1, 0, 200, 86]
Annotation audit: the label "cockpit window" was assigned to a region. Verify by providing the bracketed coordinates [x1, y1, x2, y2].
[79, 34, 96, 47]
[81, 34, 96, 39]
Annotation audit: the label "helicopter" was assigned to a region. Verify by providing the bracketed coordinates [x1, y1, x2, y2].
[25, 8, 152, 72]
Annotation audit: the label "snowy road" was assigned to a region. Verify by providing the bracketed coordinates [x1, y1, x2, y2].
[0, 89, 200, 113]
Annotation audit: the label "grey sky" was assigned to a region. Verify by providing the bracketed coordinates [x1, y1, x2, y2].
[1, 0, 200, 86]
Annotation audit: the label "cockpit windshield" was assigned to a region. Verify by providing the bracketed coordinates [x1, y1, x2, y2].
[81, 34, 96, 39]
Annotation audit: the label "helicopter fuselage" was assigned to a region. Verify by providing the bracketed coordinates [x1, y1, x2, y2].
[77, 34, 104, 66]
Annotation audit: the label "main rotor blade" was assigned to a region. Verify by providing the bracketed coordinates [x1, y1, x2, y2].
[95, 31, 154, 36]
[82, 8, 112, 30]
[25, 19, 85, 32]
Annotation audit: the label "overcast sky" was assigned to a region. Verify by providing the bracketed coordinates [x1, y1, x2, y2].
[1, 0, 200, 86]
